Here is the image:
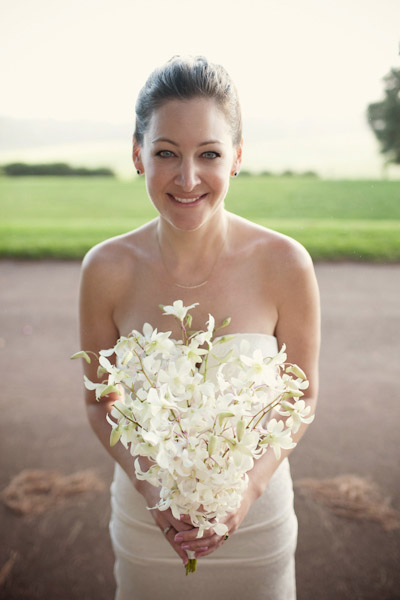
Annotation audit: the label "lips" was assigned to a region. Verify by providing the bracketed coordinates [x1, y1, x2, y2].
[168, 193, 207, 205]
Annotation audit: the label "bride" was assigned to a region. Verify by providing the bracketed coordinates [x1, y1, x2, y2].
[79, 55, 320, 599]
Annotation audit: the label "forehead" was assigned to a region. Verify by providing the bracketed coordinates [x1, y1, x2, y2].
[145, 97, 232, 145]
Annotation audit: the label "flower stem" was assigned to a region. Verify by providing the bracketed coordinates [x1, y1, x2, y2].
[185, 558, 197, 575]
[132, 349, 153, 387]
[253, 398, 283, 428]
[247, 395, 282, 427]
[113, 404, 140, 427]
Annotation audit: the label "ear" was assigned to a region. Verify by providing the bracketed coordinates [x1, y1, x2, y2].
[132, 136, 144, 174]
[231, 139, 243, 176]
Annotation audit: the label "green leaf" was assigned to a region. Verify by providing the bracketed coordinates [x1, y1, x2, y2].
[70, 350, 91, 364]
[286, 365, 307, 380]
[208, 434, 218, 456]
[97, 365, 108, 378]
[283, 390, 304, 399]
[220, 317, 231, 329]
[99, 384, 121, 398]
[259, 438, 271, 446]
[217, 412, 235, 426]
[110, 426, 122, 447]
[236, 420, 246, 442]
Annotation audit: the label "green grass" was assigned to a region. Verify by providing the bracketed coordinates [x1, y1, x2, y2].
[1, 176, 399, 260]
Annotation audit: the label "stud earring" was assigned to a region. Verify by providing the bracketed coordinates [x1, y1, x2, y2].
[233, 171, 238, 177]
[136, 169, 141, 175]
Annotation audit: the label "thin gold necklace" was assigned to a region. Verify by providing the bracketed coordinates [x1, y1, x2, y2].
[156, 220, 229, 290]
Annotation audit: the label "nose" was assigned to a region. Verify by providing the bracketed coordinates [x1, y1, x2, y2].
[174, 158, 201, 192]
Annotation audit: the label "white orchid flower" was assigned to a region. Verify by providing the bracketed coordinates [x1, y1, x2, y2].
[162, 300, 199, 322]
[225, 429, 259, 468]
[240, 349, 278, 387]
[190, 313, 215, 347]
[277, 399, 315, 433]
[98, 355, 130, 386]
[158, 357, 193, 396]
[180, 341, 208, 367]
[143, 325, 175, 355]
[259, 418, 296, 459]
[265, 343, 287, 366]
[83, 375, 121, 400]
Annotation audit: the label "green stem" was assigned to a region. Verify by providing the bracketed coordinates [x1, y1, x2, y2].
[247, 394, 282, 427]
[203, 352, 209, 381]
[185, 558, 197, 575]
[252, 398, 283, 428]
[132, 349, 153, 387]
[170, 410, 185, 437]
[113, 404, 140, 427]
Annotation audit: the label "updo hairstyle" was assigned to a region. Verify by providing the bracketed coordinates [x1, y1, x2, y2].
[134, 55, 242, 147]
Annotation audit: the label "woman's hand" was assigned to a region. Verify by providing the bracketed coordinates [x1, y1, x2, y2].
[138, 478, 196, 566]
[173, 483, 257, 560]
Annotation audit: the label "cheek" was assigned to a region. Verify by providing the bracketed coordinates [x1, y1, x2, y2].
[208, 159, 231, 181]
[213, 166, 231, 190]
[144, 161, 169, 187]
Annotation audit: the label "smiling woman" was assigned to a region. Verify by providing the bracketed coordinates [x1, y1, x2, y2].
[78, 55, 320, 600]
[133, 96, 240, 246]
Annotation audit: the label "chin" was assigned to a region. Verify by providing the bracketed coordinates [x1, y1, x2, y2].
[170, 200, 225, 227]
[167, 217, 209, 232]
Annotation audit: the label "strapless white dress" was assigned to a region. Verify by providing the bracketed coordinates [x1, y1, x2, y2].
[109, 334, 298, 600]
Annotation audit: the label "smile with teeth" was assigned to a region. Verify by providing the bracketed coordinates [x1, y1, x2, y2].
[169, 193, 206, 204]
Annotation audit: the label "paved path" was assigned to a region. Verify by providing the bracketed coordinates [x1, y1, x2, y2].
[0, 261, 399, 599]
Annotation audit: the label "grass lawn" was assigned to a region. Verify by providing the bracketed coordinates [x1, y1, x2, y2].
[1, 176, 399, 261]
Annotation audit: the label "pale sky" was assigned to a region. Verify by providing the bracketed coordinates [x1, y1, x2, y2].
[1, 0, 400, 178]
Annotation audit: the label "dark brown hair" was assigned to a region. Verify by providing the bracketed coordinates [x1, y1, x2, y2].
[134, 55, 242, 146]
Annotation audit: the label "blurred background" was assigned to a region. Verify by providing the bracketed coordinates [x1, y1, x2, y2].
[1, 1, 400, 599]
[1, 0, 400, 180]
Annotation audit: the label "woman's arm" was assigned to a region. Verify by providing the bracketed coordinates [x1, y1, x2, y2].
[79, 245, 193, 565]
[175, 238, 321, 558]
[79, 246, 136, 478]
[247, 240, 321, 499]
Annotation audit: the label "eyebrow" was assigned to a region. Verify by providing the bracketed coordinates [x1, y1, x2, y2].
[151, 137, 224, 146]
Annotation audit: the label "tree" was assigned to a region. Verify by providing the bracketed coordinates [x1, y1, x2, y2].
[367, 67, 400, 167]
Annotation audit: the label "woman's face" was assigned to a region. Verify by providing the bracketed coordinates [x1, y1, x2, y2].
[133, 97, 242, 232]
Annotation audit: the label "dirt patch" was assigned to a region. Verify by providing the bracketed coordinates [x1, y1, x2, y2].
[2, 469, 105, 516]
[295, 474, 400, 531]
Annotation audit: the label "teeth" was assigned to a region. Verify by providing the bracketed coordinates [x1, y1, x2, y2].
[173, 195, 201, 204]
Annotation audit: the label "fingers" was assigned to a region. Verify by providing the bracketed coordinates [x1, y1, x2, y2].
[159, 510, 232, 562]
[174, 528, 228, 558]
[174, 527, 200, 543]
[174, 516, 233, 558]
[154, 510, 196, 566]
[163, 525, 190, 566]
[167, 513, 194, 533]
[156, 508, 194, 533]
[179, 513, 192, 525]
[182, 533, 227, 559]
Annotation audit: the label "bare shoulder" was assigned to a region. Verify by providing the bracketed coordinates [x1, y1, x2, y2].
[81, 220, 157, 288]
[230, 213, 313, 277]
[79, 221, 158, 353]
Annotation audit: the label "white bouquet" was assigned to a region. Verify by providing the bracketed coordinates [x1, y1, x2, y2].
[72, 301, 313, 574]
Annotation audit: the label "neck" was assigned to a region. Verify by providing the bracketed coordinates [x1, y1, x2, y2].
[156, 210, 230, 287]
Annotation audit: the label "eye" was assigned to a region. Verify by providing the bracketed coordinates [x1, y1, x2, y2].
[156, 150, 175, 158]
[202, 151, 220, 159]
